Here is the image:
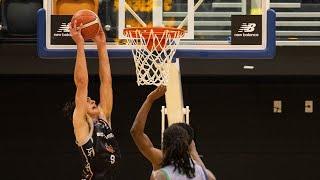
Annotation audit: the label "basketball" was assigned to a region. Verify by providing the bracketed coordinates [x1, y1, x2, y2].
[71, 9, 100, 40]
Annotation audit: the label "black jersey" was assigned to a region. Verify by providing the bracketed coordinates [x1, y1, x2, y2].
[78, 117, 121, 180]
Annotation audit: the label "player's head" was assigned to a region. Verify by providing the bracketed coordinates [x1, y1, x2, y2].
[86, 97, 100, 117]
[162, 124, 195, 178]
[63, 97, 99, 121]
[63, 98, 75, 121]
[175, 123, 194, 145]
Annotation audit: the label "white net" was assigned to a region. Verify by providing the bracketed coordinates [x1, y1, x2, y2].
[124, 27, 184, 86]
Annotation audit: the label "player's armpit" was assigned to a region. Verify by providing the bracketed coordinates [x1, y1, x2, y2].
[99, 83, 113, 120]
[72, 109, 91, 145]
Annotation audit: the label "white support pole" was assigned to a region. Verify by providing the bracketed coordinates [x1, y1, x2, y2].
[162, 59, 191, 142]
[241, 0, 246, 15]
[165, 58, 184, 126]
[184, 106, 190, 125]
[177, 0, 201, 29]
[118, 0, 126, 39]
[118, 0, 147, 39]
[161, 106, 191, 142]
[161, 106, 166, 145]
[125, 3, 147, 27]
[153, 0, 163, 27]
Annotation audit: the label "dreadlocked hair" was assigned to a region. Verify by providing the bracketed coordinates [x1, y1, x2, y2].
[175, 123, 194, 145]
[162, 124, 195, 178]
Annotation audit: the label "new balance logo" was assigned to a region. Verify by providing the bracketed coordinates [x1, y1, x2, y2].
[57, 23, 70, 33]
[238, 23, 256, 33]
[53, 22, 70, 38]
[231, 15, 261, 45]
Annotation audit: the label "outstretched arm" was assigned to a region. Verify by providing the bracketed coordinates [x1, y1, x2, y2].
[190, 141, 216, 180]
[94, 26, 113, 124]
[130, 86, 166, 169]
[69, 21, 90, 144]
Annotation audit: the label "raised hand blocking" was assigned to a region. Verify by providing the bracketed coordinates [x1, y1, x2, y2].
[147, 85, 167, 102]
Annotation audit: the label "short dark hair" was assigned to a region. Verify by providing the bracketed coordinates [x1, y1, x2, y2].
[175, 123, 194, 145]
[62, 98, 75, 121]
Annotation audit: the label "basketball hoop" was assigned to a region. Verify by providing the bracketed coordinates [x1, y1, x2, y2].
[123, 27, 185, 86]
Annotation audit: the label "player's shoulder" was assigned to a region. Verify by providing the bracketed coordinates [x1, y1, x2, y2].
[150, 170, 167, 180]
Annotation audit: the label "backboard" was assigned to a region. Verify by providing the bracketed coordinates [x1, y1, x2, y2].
[38, 0, 275, 59]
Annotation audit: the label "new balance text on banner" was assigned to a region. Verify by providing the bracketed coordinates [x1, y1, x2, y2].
[51, 15, 74, 45]
[231, 15, 262, 45]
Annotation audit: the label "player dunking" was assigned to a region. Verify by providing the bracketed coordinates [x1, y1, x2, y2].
[130, 85, 215, 180]
[63, 20, 120, 180]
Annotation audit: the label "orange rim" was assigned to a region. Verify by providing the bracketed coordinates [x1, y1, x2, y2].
[123, 27, 185, 38]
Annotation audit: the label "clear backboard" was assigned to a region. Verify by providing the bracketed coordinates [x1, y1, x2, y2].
[38, 0, 275, 59]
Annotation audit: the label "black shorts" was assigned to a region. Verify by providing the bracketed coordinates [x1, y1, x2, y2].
[93, 172, 117, 180]
[82, 162, 120, 180]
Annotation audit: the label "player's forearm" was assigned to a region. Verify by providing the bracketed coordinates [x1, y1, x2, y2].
[97, 44, 112, 85]
[191, 151, 206, 168]
[206, 169, 216, 180]
[131, 97, 154, 135]
[190, 140, 206, 168]
[74, 44, 88, 86]
[190, 146, 216, 180]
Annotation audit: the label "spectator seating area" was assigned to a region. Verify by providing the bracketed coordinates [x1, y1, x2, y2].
[0, 0, 319, 45]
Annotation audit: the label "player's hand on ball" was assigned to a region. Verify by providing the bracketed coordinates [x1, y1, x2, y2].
[147, 85, 167, 102]
[68, 20, 84, 45]
[93, 25, 107, 47]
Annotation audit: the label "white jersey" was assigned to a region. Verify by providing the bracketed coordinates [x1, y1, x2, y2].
[160, 163, 207, 180]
